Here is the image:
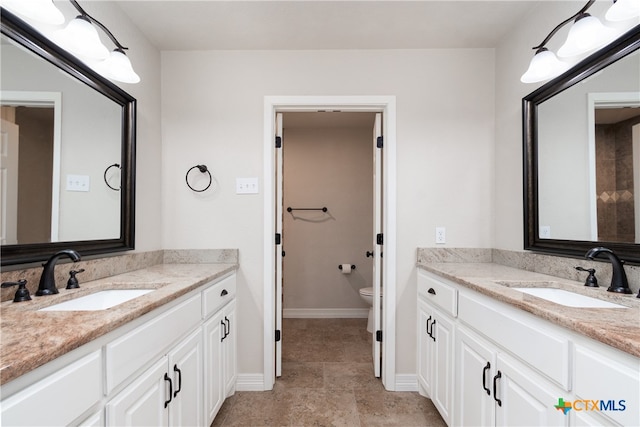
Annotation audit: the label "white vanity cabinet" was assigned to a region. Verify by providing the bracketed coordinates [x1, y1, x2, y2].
[419, 267, 640, 427]
[0, 270, 238, 427]
[417, 271, 457, 425]
[203, 274, 237, 425]
[455, 326, 567, 427]
[0, 350, 103, 427]
[106, 328, 203, 427]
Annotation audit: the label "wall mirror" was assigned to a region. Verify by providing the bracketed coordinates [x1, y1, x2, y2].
[0, 9, 135, 266]
[523, 26, 640, 265]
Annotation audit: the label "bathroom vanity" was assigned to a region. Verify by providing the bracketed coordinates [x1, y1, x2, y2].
[417, 262, 640, 427]
[0, 263, 237, 426]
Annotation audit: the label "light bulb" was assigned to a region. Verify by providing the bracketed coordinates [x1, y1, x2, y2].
[521, 49, 570, 83]
[95, 49, 141, 84]
[557, 14, 619, 58]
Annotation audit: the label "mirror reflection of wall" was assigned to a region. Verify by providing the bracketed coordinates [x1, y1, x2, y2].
[537, 50, 640, 243]
[595, 107, 640, 243]
[0, 33, 122, 246]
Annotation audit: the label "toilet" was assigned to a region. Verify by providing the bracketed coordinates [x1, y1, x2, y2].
[358, 287, 383, 333]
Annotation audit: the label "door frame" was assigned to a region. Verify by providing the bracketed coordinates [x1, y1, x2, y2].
[262, 95, 397, 390]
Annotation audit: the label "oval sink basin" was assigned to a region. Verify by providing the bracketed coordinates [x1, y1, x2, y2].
[39, 289, 154, 311]
[514, 288, 627, 309]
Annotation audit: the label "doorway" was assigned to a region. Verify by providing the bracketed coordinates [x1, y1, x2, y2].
[263, 96, 397, 391]
[278, 111, 376, 379]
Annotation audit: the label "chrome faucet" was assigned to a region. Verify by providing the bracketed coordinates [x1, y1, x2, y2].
[585, 247, 631, 294]
[36, 250, 81, 296]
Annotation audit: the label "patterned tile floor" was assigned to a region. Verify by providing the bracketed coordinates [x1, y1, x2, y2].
[212, 318, 446, 426]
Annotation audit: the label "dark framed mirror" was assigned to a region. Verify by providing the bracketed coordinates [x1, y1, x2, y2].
[523, 26, 640, 265]
[0, 9, 135, 266]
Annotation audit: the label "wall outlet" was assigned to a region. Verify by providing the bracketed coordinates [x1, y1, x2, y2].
[66, 174, 90, 192]
[435, 226, 446, 244]
[236, 177, 259, 194]
[539, 225, 551, 239]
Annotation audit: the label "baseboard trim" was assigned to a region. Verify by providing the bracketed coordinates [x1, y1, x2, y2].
[235, 374, 266, 391]
[394, 374, 418, 392]
[283, 308, 369, 318]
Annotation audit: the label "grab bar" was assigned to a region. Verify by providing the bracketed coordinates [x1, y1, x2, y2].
[287, 207, 328, 213]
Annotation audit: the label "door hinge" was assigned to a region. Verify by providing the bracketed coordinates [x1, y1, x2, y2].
[275, 136, 282, 148]
[275, 330, 281, 342]
[275, 233, 281, 245]
[376, 233, 383, 245]
[376, 136, 383, 149]
[376, 330, 383, 342]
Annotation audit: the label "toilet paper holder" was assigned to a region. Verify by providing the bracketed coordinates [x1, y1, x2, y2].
[338, 264, 356, 271]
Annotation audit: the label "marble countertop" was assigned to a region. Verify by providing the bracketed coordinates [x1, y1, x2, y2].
[417, 262, 640, 358]
[0, 263, 237, 385]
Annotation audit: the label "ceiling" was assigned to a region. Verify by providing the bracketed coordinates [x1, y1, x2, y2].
[113, 1, 541, 51]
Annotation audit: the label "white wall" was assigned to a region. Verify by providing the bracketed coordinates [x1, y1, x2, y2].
[161, 49, 495, 377]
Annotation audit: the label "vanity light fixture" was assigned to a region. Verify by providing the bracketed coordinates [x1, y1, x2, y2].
[52, 0, 140, 83]
[521, 0, 631, 83]
[2, 0, 140, 84]
[1, 0, 65, 25]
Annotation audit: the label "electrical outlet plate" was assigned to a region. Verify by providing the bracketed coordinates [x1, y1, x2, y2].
[435, 226, 446, 244]
[236, 177, 259, 194]
[66, 174, 90, 192]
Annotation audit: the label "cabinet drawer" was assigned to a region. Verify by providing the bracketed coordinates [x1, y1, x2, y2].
[105, 294, 201, 393]
[203, 274, 236, 318]
[458, 291, 570, 389]
[1, 350, 102, 427]
[418, 270, 457, 317]
[574, 343, 639, 427]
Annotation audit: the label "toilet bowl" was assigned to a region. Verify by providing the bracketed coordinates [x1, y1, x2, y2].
[359, 287, 383, 333]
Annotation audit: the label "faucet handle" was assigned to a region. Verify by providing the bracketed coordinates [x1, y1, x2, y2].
[66, 269, 85, 289]
[575, 266, 598, 288]
[2, 279, 32, 302]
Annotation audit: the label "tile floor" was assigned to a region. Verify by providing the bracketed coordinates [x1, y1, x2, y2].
[212, 318, 447, 426]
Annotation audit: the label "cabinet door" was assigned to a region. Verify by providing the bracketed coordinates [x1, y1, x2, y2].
[455, 326, 495, 427]
[495, 354, 568, 427]
[417, 299, 433, 397]
[167, 329, 203, 427]
[204, 310, 225, 425]
[431, 308, 454, 425]
[222, 300, 237, 397]
[106, 358, 169, 427]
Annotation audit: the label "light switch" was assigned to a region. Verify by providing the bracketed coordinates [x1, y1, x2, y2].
[66, 174, 90, 192]
[236, 177, 259, 194]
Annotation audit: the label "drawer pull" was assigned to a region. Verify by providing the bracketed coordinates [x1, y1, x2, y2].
[164, 373, 173, 408]
[428, 288, 436, 295]
[221, 289, 228, 297]
[173, 364, 182, 397]
[493, 371, 502, 407]
[482, 362, 491, 395]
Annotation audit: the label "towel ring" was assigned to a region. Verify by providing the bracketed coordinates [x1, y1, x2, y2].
[186, 165, 212, 192]
[103, 163, 121, 191]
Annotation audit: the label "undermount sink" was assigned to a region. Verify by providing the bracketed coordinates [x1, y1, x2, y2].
[39, 289, 154, 312]
[514, 287, 627, 309]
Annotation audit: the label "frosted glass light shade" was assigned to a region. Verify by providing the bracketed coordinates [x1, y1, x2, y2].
[521, 49, 570, 83]
[605, 0, 640, 21]
[557, 14, 619, 58]
[50, 16, 110, 60]
[95, 49, 141, 84]
[2, 0, 65, 25]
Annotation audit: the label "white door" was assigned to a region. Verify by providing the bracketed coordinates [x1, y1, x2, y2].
[275, 112, 284, 377]
[0, 118, 19, 245]
[372, 112, 383, 377]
